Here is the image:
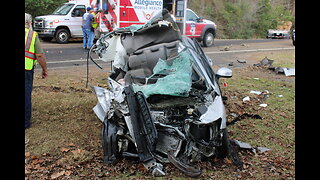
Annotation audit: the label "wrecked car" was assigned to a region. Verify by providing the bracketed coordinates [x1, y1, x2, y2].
[90, 10, 240, 177]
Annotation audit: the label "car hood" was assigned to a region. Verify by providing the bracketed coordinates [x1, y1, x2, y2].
[35, 15, 63, 21]
[202, 19, 215, 25]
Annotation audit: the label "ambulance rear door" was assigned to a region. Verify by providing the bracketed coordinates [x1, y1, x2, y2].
[97, 0, 118, 32]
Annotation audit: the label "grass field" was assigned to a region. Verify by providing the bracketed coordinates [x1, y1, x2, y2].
[25, 50, 295, 179]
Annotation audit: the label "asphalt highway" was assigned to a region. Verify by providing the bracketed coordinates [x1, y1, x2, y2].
[38, 38, 294, 70]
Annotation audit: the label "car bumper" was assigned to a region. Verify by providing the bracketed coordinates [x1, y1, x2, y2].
[34, 28, 55, 38]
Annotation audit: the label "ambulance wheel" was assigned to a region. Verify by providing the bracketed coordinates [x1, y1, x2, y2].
[203, 31, 214, 47]
[55, 29, 70, 44]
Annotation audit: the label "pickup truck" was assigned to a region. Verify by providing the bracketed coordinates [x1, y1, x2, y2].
[185, 8, 217, 47]
[33, 2, 90, 43]
[267, 29, 290, 39]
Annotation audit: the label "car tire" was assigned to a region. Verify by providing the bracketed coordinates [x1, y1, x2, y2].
[55, 28, 70, 44]
[203, 31, 214, 47]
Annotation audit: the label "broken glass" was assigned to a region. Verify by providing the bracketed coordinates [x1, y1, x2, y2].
[132, 50, 193, 98]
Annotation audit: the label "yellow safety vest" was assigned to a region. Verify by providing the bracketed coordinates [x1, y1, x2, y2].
[25, 28, 37, 70]
[91, 12, 98, 29]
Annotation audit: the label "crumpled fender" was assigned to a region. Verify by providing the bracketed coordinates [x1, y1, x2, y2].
[197, 94, 227, 129]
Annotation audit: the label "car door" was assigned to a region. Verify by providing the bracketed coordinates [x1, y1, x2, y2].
[185, 9, 204, 39]
[69, 5, 86, 37]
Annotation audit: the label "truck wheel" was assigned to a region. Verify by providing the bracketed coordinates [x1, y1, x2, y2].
[203, 31, 214, 47]
[55, 29, 70, 44]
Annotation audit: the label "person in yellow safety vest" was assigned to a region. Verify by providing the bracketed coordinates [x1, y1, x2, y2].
[25, 13, 48, 129]
[91, 8, 99, 30]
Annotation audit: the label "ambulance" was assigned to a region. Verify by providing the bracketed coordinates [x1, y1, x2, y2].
[34, 0, 217, 46]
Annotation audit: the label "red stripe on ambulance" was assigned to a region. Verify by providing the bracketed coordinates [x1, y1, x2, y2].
[108, 1, 117, 25]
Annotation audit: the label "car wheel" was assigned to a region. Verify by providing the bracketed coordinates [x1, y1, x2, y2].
[55, 29, 70, 44]
[203, 31, 214, 47]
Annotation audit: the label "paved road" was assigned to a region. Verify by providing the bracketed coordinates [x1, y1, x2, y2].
[39, 38, 294, 70]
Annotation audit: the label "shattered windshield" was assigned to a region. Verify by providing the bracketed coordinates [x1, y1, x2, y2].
[132, 50, 193, 98]
[52, 3, 74, 15]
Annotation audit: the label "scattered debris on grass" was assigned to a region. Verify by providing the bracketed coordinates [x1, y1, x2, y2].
[253, 57, 295, 76]
[242, 96, 250, 102]
[259, 103, 268, 107]
[227, 113, 262, 126]
[237, 59, 247, 63]
[231, 140, 271, 154]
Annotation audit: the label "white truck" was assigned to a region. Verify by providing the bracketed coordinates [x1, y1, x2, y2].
[266, 29, 290, 39]
[34, 0, 217, 46]
[34, 0, 108, 43]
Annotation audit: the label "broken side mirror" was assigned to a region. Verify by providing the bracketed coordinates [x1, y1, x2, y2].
[216, 67, 232, 79]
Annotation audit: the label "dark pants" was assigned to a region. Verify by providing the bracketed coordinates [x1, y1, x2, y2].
[25, 69, 34, 129]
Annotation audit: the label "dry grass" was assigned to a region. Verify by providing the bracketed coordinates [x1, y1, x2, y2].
[25, 67, 108, 155]
[25, 49, 295, 179]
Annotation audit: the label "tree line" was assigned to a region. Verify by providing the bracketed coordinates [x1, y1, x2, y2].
[25, 0, 68, 18]
[189, 0, 295, 39]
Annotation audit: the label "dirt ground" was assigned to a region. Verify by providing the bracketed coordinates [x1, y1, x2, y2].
[25, 45, 295, 179]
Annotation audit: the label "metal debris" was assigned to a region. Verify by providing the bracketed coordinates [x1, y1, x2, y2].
[227, 113, 262, 126]
[259, 104, 268, 107]
[283, 68, 295, 76]
[253, 57, 295, 76]
[242, 96, 250, 102]
[250, 90, 262, 95]
[237, 59, 247, 63]
[253, 57, 274, 67]
[231, 139, 271, 154]
[256, 147, 271, 153]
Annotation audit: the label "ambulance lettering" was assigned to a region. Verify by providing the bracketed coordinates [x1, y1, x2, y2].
[134, 0, 162, 6]
[132, 0, 163, 22]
